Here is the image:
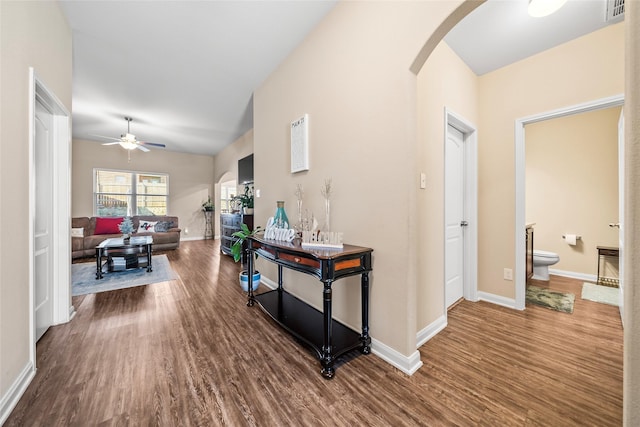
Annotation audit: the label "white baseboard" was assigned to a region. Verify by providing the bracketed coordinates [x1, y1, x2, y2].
[478, 291, 517, 309]
[0, 362, 35, 425]
[416, 314, 447, 348]
[180, 236, 206, 242]
[549, 269, 597, 282]
[259, 274, 422, 376]
[371, 338, 423, 376]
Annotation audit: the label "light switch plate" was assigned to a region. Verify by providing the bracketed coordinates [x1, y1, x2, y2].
[420, 173, 426, 189]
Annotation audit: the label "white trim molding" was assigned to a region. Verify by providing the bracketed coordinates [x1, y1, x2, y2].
[416, 314, 447, 348]
[549, 269, 597, 283]
[0, 362, 35, 425]
[371, 338, 423, 376]
[444, 108, 479, 309]
[478, 291, 517, 310]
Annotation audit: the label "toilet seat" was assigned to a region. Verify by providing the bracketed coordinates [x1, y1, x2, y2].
[533, 250, 559, 260]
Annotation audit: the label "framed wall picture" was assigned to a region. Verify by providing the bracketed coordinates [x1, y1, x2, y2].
[291, 114, 309, 173]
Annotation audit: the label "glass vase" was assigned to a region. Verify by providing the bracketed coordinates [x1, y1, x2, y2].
[274, 201, 290, 229]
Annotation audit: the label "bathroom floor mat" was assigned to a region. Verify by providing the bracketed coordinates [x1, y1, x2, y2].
[582, 282, 619, 306]
[526, 285, 575, 314]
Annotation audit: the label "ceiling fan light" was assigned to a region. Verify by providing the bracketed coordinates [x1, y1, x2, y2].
[528, 0, 568, 17]
[119, 140, 138, 150]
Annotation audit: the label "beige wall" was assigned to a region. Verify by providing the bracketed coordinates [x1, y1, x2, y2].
[416, 41, 478, 328]
[624, 0, 640, 423]
[477, 23, 625, 299]
[72, 140, 215, 239]
[0, 0, 72, 409]
[526, 107, 621, 277]
[254, 0, 464, 356]
[212, 128, 253, 235]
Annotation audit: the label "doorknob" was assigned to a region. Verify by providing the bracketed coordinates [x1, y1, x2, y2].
[609, 223, 620, 228]
[460, 221, 468, 227]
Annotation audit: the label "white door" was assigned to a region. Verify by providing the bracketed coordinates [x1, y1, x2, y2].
[445, 125, 465, 308]
[34, 98, 54, 341]
[618, 109, 624, 322]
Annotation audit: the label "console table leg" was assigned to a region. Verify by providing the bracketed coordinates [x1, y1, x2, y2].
[247, 246, 255, 307]
[320, 281, 335, 379]
[146, 245, 153, 272]
[360, 272, 371, 354]
[96, 249, 103, 279]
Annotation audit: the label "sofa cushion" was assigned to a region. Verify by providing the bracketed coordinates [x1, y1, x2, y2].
[137, 220, 157, 233]
[94, 217, 124, 235]
[153, 220, 174, 232]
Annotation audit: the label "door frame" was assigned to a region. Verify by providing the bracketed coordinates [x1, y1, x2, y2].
[513, 94, 624, 310]
[28, 68, 73, 360]
[444, 108, 478, 306]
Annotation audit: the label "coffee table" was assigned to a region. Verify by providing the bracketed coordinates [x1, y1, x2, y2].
[96, 236, 153, 279]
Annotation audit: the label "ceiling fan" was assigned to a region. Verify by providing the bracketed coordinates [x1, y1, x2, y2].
[97, 117, 166, 152]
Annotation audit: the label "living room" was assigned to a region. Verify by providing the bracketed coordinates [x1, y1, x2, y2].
[1, 0, 639, 425]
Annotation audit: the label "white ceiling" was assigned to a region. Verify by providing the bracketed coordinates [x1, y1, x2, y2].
[60, 0, 337, 156]
[61, 0, 619, 157]
[445, 0, 617, 76]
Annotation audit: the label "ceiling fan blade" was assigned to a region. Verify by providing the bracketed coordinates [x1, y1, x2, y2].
[102, 142, 120, 146]
[139, 141, 166, 148]
[136, 145, 150, 152]
[91, 134, 121, 141]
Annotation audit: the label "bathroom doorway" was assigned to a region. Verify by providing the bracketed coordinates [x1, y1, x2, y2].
[514, 95, 624, 311]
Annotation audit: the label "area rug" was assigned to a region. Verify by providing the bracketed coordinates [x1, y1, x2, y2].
[526, 285, 575, 314]
[582, 282, 619, 306]
[72, 254, 178, 296]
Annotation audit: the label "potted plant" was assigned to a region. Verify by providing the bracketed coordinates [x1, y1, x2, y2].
[231, 223, 262, 291]
[233, 184, 254, 215]
[202, 196, 214, 212]
[118, 216, 134, 243]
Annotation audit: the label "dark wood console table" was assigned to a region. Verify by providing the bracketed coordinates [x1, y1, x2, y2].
[247, 236, 373, 379]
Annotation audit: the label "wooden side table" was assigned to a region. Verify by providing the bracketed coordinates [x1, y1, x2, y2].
[596, 246, 619, 288]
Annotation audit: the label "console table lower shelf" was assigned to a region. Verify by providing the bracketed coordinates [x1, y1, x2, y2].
[247, 236, 373, 379]
[253, 289, 363, 362]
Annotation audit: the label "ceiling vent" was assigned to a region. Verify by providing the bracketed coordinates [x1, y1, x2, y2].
[606, 0, 625, 23]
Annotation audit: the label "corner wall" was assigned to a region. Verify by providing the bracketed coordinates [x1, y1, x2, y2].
[416, 41, 479, 328]
[253, 0, 464, 360]
[624, 0, 640, 423]
[0, 0, 72, 421]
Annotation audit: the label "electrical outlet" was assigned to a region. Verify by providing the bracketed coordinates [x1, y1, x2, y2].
[503, 268, 513, 281]
[184, 227, 189, 235]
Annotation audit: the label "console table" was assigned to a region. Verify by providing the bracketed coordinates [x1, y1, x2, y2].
[246, 236, 373, 379]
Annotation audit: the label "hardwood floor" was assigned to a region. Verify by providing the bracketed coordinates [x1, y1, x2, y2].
[6, 240, 622, 426]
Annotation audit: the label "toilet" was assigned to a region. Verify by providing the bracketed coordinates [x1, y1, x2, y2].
[532, 250, 560, 281]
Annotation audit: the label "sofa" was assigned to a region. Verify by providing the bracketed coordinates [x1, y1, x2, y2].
[72, 215, 181, 259]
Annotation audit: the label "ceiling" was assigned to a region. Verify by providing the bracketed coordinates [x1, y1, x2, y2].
[445, 0, 618, 76]
[61, 0, 620, 157]
[59, 0, 338, 156]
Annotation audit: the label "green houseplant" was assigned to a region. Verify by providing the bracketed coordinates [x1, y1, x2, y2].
[232, 184, 254, 214]
[202, 196, 214, 212]
[231, 223, 262, 291]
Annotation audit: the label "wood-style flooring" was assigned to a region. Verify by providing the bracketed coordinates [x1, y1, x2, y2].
[6, 240, 622, 426]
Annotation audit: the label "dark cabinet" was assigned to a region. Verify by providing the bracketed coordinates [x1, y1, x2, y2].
[220, 213, 253, 261]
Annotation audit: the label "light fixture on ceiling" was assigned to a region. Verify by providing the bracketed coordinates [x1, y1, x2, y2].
[528, 0, 568, 17]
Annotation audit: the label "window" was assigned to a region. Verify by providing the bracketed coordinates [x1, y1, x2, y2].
[220, 180, 237, 213]
[94, 169, 168, 216]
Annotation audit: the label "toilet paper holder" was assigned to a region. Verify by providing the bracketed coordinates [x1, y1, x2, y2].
[562, 234, 582, 241]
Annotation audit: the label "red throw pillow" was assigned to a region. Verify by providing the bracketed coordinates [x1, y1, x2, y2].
[94, 217, 124, 235]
